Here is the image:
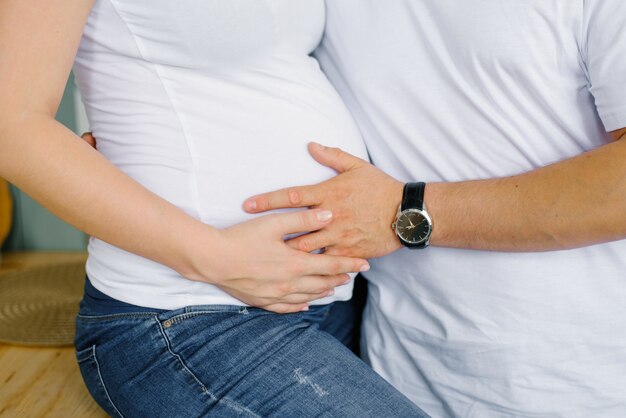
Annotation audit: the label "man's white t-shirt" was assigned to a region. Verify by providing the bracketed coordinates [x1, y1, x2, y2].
[317, 1, 626, 416]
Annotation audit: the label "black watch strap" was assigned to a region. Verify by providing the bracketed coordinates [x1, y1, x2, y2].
[401, 182, 426, 211]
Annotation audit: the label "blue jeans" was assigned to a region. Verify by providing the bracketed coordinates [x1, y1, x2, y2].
[75, 300, 428, 417]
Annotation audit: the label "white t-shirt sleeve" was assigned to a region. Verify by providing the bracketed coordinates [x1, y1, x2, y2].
[582, 0, 626, 132]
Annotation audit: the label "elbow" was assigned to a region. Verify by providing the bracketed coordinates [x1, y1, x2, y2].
[0, 101, 55, 135]
[0, 111, 22, 146]
[0, 108, 53, 145]
[0, 109, 25, 146]
[0, 122, 15, 179]
[0, 115, 17, 160]
[0, 112, 37, 178]
[0, 108, 14, 143]
[0, 109, 61, 180]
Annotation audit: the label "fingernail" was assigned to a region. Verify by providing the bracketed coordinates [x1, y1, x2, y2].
[327, 289, 335, 297]
[301, 305, 310, 312]
[245, 199, 256, 210]
[360, 264, 370, 272]
[316, 210, 333, 222]
[343, 277, 352, 284]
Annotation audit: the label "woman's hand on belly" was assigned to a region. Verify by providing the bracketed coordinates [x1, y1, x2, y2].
[193, 208, 370, 314]
[244, 143, 405, 259]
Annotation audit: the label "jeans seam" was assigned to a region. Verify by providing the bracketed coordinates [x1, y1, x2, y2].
[154, 317, 261, 418]
[76, 345, 95, 363]
[91, 345, 126, 418]
[167, 308, 248, 326]
[77, 312, 158, 322]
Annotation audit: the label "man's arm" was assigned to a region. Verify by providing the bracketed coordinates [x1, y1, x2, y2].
[425, 128, 626, 252]
[244, 130, 626, 257]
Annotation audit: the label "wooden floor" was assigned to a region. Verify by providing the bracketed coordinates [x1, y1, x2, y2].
[0, 252, 107, 417]
[0, 344, 107, 417]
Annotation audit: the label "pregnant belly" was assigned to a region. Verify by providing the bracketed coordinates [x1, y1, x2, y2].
[96, 99, 367, 228]
[88, 62, 368, 227]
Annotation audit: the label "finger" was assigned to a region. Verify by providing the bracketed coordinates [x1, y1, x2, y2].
[301, 252, 369, 276]
[286, 231, 334, 253]
[237, 273, 352, 313]
[266, 208, 334, 235]
[322, 245, 351, 257]
[261, 285, 343, 314]
[271, 289, 336, 305]
[244, 185, 320, 213]
[308, 142, 367, 174]
[80, 132, 97, 148]
[258, 275, 350, 304]
[262, 303, 311, 314]
[288, 274, 351, 295]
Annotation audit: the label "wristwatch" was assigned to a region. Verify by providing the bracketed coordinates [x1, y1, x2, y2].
[392, 182, 433, 249]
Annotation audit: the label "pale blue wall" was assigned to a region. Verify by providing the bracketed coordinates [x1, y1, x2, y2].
[4, 74, 88, 251]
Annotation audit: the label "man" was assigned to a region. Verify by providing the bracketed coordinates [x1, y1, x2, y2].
[244, 1, 626, 416]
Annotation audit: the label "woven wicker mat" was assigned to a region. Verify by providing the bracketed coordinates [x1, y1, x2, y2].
[0, 261, 85, 346]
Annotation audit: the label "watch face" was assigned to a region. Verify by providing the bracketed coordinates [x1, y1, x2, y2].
[396, 209, 432, 245]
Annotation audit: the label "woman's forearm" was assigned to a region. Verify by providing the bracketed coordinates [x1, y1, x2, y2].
[0, 115, 214, 280]
[0, 0, 204, 272]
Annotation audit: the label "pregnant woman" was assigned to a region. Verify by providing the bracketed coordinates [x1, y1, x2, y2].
[0, 0, 427, 416]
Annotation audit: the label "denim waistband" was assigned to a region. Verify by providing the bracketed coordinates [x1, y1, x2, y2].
[80, 276, 334, 321]
[81, 276, 166, 315]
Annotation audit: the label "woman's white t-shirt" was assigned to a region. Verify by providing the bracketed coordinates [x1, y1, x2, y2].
[72, 0, 368, 309]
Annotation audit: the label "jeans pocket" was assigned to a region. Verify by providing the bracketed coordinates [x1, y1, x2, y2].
[76, 345, 125, 418]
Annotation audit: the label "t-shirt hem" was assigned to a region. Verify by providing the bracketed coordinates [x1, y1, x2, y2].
[599, 107, 626, 132]
[87, 272, 354, 311]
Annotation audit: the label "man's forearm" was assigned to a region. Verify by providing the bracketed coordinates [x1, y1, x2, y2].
[426, 136, 626, 251]
[244, 136, 626, 257]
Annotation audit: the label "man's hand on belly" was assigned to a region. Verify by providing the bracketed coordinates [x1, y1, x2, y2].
[243, 142, 405, 259]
